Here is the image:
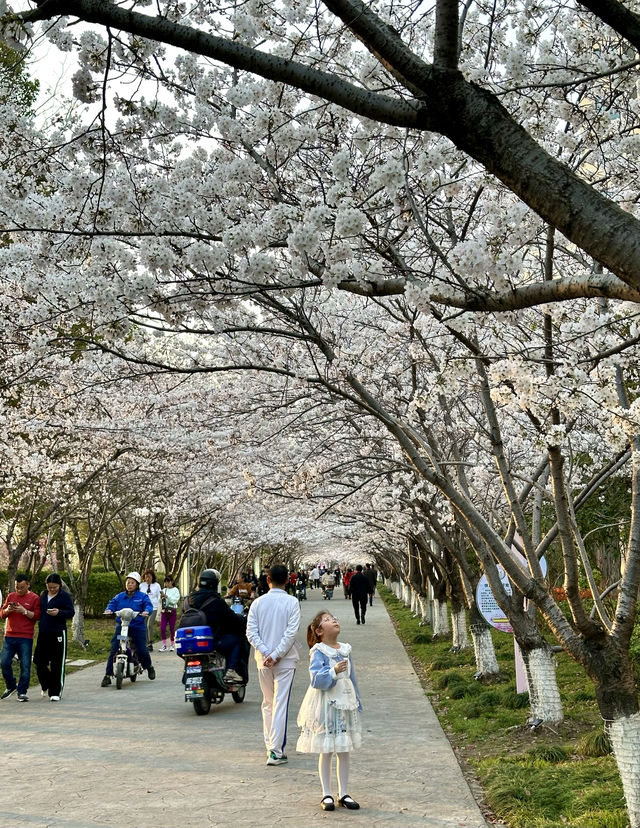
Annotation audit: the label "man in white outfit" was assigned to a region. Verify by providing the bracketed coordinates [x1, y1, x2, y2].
[246, 564, 301, 766]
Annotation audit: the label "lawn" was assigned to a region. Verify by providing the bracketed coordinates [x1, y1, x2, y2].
[380, 586, 629, 828]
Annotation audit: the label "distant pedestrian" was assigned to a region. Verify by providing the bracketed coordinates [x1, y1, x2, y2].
[297, 610, 362, 812]
[33, 573, 75, 701]
[348, 566, 369, 625]
[140, 570, 162, 650]
[342, 568, 353, 599]
[257, 570, 269, 596]
[246, 564, 300, 766]
[0, 573, 41, 701]
[159, 574, 181, 651]
[364, 563, 378, 606]
[309, 566, 320, 589]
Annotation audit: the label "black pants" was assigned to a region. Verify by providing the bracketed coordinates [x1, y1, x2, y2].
[351, 595, 367, 623]
[34, 630, 67, 697]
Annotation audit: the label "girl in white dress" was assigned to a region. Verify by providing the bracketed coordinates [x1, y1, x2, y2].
[297, 611, 362, 811]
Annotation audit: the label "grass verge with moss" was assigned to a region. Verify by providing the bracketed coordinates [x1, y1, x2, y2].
[379, 586, 628, 828]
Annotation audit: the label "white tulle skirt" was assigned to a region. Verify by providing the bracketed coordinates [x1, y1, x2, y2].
[296, 683, 362, 754]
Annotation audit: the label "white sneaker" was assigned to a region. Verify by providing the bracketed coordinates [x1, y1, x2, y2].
[41, 689, 47, 697]
[159, 645, 168, 652]
[50, 696, 60, 702]
[224, 668, 243, 684]
[170, 645, 175, 651]
[266, 751, 288, 766]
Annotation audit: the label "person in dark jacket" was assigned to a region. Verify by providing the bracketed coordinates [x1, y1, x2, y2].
[364, 564, 378, 606]
[188, 569, 249, 683]
[33, 573, 75, 701]
[348, 566, 370, 625]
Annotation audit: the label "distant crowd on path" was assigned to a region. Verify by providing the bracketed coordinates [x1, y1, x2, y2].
[0, 560, 379, 812]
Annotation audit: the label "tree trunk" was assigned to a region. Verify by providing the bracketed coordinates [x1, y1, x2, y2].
[470, 622, 500, 677]
[416, 593, 431, 627]
[607, 713, 640, 828]
[451, 607, 471, 650]
[432, 598, 450, 638]
[521, 643, 563, 724]
[71, 602, 87, 648]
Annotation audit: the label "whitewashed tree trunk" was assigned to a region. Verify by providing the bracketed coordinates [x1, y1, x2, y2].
[411, 589, 419, 616]
[432, 599, 450, 638]
[71, 602, 86, 648]
[392, 580, 401, 599]
[416, 594, 431, 626]
[451, 608, 471, 650]
[607, 713, 640, 828]
[470, 624, 500, 676]
[523, 646, 563, 724]
[402, 582, 411, 607]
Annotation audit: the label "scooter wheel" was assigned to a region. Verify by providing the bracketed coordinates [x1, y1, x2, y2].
[115, 662, 124, 690]
[193, 696, 211, 715]
[232, 685, 246, 703]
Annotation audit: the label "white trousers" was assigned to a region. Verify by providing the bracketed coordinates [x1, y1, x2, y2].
[257, 661, 296, 757]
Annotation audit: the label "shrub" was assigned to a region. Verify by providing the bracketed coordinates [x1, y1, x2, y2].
[527, 744, 569, 763]
[430, 656, 455, 670]
[436, 670, 466, 688]
[449, 683, 469, 699]
[502, 690, 530, 709]
[577, 730, 612, 757]
[471, 690, 498, 709]
[463, 701, 483, 718]
[0, 569, 122, 617]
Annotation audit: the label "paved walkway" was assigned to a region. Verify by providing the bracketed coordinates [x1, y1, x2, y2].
[0, 588, 487, 828]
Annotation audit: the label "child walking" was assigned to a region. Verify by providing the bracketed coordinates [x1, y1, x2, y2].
[297, 611, 362, 811]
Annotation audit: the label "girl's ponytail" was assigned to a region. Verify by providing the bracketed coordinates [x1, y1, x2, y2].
[306, 611, 327, 648]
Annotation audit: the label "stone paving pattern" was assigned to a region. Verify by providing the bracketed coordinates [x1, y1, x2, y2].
[0, 587, 488, 828]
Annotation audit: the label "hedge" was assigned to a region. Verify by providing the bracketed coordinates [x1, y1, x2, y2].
[0, 570, 127, 617]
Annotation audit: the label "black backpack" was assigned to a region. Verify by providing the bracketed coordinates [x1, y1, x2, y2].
[177, 595, 216, 631]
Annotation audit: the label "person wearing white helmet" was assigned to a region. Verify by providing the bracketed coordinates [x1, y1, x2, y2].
[101, 571, 156, 686]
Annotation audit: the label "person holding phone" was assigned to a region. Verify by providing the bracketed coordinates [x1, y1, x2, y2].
[33, 574, 75, 701]
[0, 573, 41, 702]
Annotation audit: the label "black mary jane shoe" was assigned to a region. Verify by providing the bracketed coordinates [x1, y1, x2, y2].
[321, 796, 335, 811]
[339, 795, 360, 810]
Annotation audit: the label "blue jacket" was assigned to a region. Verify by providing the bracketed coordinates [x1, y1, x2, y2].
[106, 589, 153, 629]
[38, 589, 75, 634]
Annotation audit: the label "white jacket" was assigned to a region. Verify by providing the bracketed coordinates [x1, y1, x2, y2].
[246, 588, 301, 667]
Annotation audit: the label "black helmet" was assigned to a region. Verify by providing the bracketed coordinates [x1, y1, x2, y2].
[199, 568, 221, 591]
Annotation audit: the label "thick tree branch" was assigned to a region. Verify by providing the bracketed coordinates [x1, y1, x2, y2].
[23, 0, 426, 128]
[21, 0, 640, 295]
[577, 0, 640, 53]
[338, 272, 640, 309]
[434, 0, 460, 70]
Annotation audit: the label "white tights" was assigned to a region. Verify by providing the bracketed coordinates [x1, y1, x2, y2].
[318, 752, 350, 798]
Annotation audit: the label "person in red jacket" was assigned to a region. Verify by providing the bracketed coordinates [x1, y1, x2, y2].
[1, 573, 41, 701]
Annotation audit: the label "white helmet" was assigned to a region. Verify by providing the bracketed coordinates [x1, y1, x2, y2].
[126, 571, 142, 585]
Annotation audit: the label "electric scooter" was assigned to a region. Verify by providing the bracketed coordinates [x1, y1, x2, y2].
[111, 608, 145, 689]
[176, 625, 248, 716]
